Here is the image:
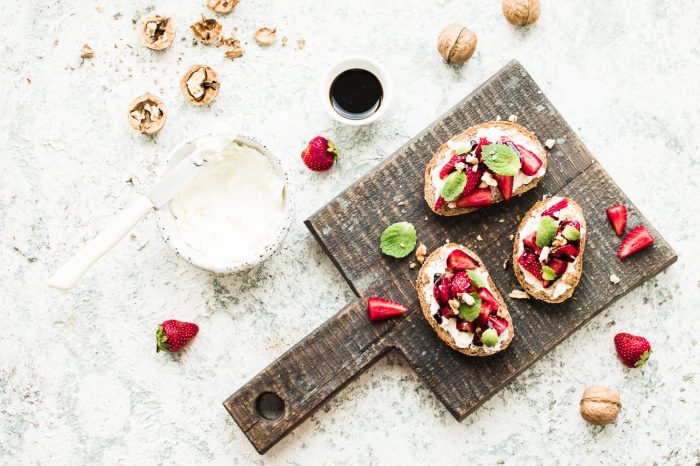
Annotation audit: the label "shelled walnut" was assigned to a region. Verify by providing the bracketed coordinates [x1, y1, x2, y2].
[137, 14, 175, 50]
[127, 93, 166, 134]
[191, 15, 222, 45]
[207, 0, 239, 14]
[180, 65, 220, 105]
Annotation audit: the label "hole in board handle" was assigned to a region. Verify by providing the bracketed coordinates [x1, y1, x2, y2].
[256, 392, 285, 420]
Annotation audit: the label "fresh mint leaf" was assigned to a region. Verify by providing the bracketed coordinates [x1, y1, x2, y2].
[467, 270, 486, 289]
[481, 143, 521, 176]
[441, 171, 467, 202]
[380, 222, 417, 258]
[458, 293, 481, 322]
[536, 216, 558, 248]
[542, 265, 557, 281]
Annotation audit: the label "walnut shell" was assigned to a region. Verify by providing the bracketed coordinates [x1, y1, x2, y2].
[207, 0, 239, 14]
[502, 0, 541, 26]
[127, 93, 167, 134]
[254, 27, 277, 46]
[580, 386, 621, 426]
[137, 14, 176, 50]
[437, 23, 477, 65]
[180, 65, 220, 106]
[191, 15, 222, 45]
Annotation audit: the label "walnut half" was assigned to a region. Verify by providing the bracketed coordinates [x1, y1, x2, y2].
[254, 27, 277, 46]
[207, 0, 239, 14]
[137, 14, 176, 50]
[191, 15, 222, 45]
[180, 65, 220, 105]
[127, 93, 166, 134]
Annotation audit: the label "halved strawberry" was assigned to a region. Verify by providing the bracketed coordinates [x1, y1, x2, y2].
[455, 187, 492, 208]
[477, 288, 500, 311]
[461, 166, 483, 196]
[522, 231, 542, 255]
[495, 175, 514, 202]
[489, 315, 509, 336]
[606, 205, 627, 237]
[456, 318, 475, 333]
[515, 143, 543, 176]
[541, 198, 568, 217]
[477, 307, 491, 325]
[434, 196, 447, 211]
[440, 304, 457, 318]
[547, 257, 569, 276]
[518, 251, 543, 281]
[551, 244, 579, 261]
[367, 297, 409, 323]
[451, 272, 471, 295]
[618, 225, 654, 259]
[446, 249, 479, 271]
[474, 137, 491, 158]
[440, 275, 452, 303]
[439, 155, 465, 179]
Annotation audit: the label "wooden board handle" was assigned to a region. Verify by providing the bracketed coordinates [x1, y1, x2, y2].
[223, 298, 394, 454]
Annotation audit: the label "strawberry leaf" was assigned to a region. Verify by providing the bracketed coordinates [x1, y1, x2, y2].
[481, 143, 521, 176]
[441, 171, 467, 202]
[379, 222, 417, 259]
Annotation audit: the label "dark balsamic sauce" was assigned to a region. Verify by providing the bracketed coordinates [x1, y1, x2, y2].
[329, 69, 383, 120]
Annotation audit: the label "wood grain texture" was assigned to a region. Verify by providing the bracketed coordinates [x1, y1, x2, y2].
[223, 60, 677, 454]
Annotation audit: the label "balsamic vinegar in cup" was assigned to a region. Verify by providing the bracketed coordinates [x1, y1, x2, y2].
[329, 69, 383, 120]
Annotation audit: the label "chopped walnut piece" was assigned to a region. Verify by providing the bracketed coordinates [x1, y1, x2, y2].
[508, 114, 517, 122]
[191, 15, 222, 45]
[415, 243, 427, 264]
[281, 36, 288, 46]
[254, 27, 277, 46]
[127, 93, 166, 134]
[207, 0, 239, 14]
[222, 38, 244, 59]
[137, 14, 175, 50]
[296, 38, 305, 49]
[80, 43, 94, 58]
[180, 65, 220, 105]
[409, 262, 417, 269]
[544, 138, 556, 149]
[610, 274, 620, 284]
[508, 290, 529, 299]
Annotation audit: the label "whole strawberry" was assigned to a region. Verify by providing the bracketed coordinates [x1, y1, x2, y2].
[301, 136, 339, 171]
[156, 320, 199, 353]
[614, 332, 651, 368]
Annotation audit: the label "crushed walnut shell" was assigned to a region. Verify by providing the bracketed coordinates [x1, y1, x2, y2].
[296, 38, 305, 49]
[127, 93, 166, 134]
[217, 36, 244, 59]
[191, 15, 222, 45]
[207, 0, 239, 14]
[80, 43, 94, 58]
[508, 290, 529, 299]
[254, 27, 277, 46]
[180, 65, 220, 105]
[415, 243, 427, 264]
[138, 14, 176, 50]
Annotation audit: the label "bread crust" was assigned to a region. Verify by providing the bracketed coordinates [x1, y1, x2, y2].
[512, 198, 586, 303]
[416, 243, 514, 356]
[424, 120, 548, 216]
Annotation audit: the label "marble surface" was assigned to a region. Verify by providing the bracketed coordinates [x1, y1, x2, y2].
[1, 0, 699, 464]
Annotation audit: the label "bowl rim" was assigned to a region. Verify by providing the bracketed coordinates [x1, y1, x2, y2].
[154, 132, 294, 274]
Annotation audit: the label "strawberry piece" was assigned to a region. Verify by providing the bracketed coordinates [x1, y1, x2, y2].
[455, 187, 492, 208]
[614, 332, 652, 368]
[451, 272, 471, 295]
[515, 143, 543, 176]
[551, 244, 579, 261]
[439, 155, 465, 179]
[439, 275, 452, 303]
[157, 320, 199, 353]
[541, 198, 568, 217]
[606, 205, 627, 236]
[446, 249, 479, 271]
[489, 315, 509, 336]
[456, 319, 475, 333]
[474, 137, 491, 158]
[367, 297, 410, 323]
[547, 257, 569, 276]
[522, 231, 542, 255]
[477, 307, 491, 325]
[618, 225, 654, 259]
[440, 305, 457, 318]
[518, 251, 543, 281]
[434, 196, 447, 211]
[461, 166, 482, 196]
[477, 288, 500, 312]
[301, 136, 339, 172]
[495, 175, 514, 202]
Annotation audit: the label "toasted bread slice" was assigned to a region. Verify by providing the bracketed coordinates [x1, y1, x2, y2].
[417, 243, 514, 356]
[424, 121, 548, 216]
[512, 197, 586, 303]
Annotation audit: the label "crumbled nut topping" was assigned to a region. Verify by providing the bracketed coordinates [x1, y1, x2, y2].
[409, 262, 417, 269]
[610, 274, 620, 284]
[448, 299, 460, 311]
[191, 15, 222, 45]
[415, 243, 427, 264]
[80, 43, 94, 58]
[454, 162, 466, 172]
[508, 114, 517, 122]
[477, 235, 483, 241]
[465, 155, 478, 165]
[127, 93, 166, 134]
[481, 171, 498, 187]
[508, 290, 529, 299]
[254, 27, 277, 46]
[544, 138, 556, 149]
[281, 36, 288, 46]
[462, 293, 475, 306]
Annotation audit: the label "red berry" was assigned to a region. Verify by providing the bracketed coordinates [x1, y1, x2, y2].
[606, 205, 627, 236]
[451, 272, 471, 295]
[434, 196, 447, 211]
[156, 320, 199, 353]
[489, 315, 509, 336]
[514, 143, 543, 176]
[439, 155, 465, 179]
[455, 187, 492, 208]
[495, 174, 514, 202]
[541, 198, 568, 217]
[440, 305, 457, 318]
[474, 137, 491, 158]
[614, 332, 652, 368]
[461, 166, 482, 196]
[518, 251, 543, 281]
[367, 297, 410, 323]
[618, 225, 654, 259]
[477, 288, 500, 312]
[446, 249, 479, 271]
[546, 257, 569, 276]
[551, 244, 580, 261]
[301, 136, 339, 172]
[456, 318, 475, 333]
[522, 231, 542, 255]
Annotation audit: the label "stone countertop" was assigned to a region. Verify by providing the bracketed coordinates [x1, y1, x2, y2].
[1, 0, 698, 464]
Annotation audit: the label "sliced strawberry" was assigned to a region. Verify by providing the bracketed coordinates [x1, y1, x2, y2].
[367, 297, 409, 323]
[518, 251, 543, 281]
[440, 304, 457, 318]
[455, 187, 492, 208]
[489, 315, 509, 336]
[461, 166, 482, 196]
[456, 318, 475, 333]
[618, 225, 654, 259]
[446, 249, 479, 271]
[551, 244, 579, 261]
[434, 196, 446, 211]
[451, 272, 471, 295]
[477, 307, 491, 325]
[522, 231, 542, 255]
[440, 275, 452, 303]
[515, 143, 543, 176]
[477, 288, 500, 312]
[439, 154, 465, 179]
[547, 257, 569, 276]
[606, 205, 627, 236]
[541, 198, 568, 217]
[433, 283, 441, 302]
[474, 137, 491, 159]
[495, 175, 514, 202]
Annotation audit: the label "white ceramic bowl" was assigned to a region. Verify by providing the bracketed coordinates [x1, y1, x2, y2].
[155, 134, 293, 274]
[320, 56, 392, 126]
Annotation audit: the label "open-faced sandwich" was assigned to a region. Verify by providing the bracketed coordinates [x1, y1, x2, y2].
[424, 121, 547, 216]
[417, 243, 513, 356]
[513, 197, 586, 303]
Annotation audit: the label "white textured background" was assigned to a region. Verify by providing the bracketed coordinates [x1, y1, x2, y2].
[1, 0, 699, 464]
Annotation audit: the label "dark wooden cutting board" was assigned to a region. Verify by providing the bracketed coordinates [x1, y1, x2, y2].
[223, 60, 677, 454]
